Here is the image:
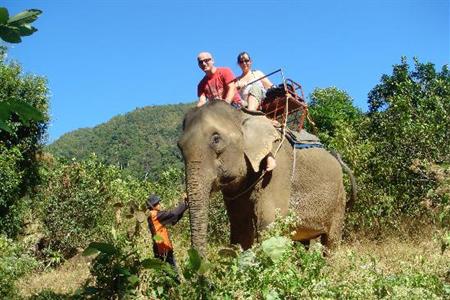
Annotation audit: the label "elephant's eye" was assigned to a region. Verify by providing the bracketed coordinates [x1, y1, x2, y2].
[210, 133, 224, 153]
[211, 133, 220, 145]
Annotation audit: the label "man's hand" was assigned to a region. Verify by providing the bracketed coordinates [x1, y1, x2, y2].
[182, 192, 188, 205]
[197, 94, 207, 107]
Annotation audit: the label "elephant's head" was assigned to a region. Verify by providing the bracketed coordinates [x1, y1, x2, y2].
[178, 100, 279, 254]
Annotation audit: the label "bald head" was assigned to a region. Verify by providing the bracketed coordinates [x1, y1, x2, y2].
[197, 51, 215, 74]
[197, 52, 212, 60]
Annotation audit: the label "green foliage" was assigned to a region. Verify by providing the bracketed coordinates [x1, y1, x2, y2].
[308, 86, 364, 145]
[47, 103, 194, 180]
[0, 7, 44, 134]
[35, 153, 187, 260]
[411, 161, 450, 226]
[82, 233, 177, 299]
[0, 145, 24, 236]
[0, 98, 45, 134]
[0, 7, 41, 43]
[308, 59, 450, 230]
[47, 212, 449, 299]
[28, 290, 74, 300]
[37, 155, 147, 257]
[0, 8, 46, 236]
[0, 54, 49, 152]
[0, 52, 49, 237]
[366, 57, 450, 221]
[148, 166, 185, 205]
[0, 235, 37, 299]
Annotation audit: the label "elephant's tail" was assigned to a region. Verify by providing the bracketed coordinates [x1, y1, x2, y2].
[330, 151, 357, 209]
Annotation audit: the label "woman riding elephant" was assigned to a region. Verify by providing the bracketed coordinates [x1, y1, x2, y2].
[178, 100, 356, 255]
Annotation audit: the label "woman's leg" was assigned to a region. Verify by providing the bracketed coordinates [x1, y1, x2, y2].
[247, 85, 264, 111]
[247, 94, 259, 111]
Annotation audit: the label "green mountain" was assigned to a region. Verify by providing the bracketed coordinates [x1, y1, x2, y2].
[47, 103, 195, 179]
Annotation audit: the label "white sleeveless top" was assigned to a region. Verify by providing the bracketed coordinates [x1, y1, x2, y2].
[239, 70, 265, 100]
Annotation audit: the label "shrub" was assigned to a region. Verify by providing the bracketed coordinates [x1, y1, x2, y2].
[367, 58, 450, 220]
[0, 145, 26, 237]
[0, 52, 49, 237]
[37, 155, 144, 257]
[35, 154, 188, 260]
[0, 235, 37, 299]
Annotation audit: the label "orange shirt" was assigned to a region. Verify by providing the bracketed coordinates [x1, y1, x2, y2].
[149, 210, 173, 255]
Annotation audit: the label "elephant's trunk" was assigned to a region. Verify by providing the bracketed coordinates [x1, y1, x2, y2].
[186, 161, 213, 257]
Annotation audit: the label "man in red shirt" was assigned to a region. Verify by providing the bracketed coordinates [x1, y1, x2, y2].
[197, 52, 241, 108]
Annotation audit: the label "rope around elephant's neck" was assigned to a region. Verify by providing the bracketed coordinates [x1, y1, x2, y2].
[223, 126, 287, 201]
[222, 170, 267, 201]
[223, 97, 292, 201]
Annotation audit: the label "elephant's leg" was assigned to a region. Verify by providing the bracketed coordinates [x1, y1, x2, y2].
[325, 213, 344, 250]
[321, 189, 346, 252]
[300, 240, 310, 250]
[319, 221, 343, 254]
[225, 197, 256, 250]
[320, 227, 340, 256]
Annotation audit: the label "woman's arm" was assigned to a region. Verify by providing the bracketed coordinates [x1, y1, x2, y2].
[255, 70, 273, 89]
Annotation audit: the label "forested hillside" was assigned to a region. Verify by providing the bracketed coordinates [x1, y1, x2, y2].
[47, 103, 194, 179]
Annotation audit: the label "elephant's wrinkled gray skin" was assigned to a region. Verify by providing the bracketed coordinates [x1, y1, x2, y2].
[178, 100, 356, 255]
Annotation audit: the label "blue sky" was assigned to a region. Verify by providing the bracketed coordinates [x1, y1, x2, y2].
[5, 0, 449, 143]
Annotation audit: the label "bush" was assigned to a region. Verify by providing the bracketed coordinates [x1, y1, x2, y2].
[0, 235, 37, 299]
[366, 58, 450, 220]
[0, 145, 26, 237]
[37, 155, 145, 257]
[35, 154, 188, 260]
[0, 50, 49, 237]
[86, 212, 446, 299]
[308, 60, 450, 231]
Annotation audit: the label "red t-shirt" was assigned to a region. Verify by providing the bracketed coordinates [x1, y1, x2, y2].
[197, 67, 241, 104]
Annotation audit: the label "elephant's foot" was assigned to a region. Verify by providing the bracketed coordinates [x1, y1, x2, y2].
[320, 233, 341, 256]
[300, 240, 310, 250]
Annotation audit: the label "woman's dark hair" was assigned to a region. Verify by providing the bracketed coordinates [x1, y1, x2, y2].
[237, 51, 251, 63]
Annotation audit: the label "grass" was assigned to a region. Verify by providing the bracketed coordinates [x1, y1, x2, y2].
[325, 233, 449, 298]
[16, 227, 449, 299]
[16, 254, 91, 298]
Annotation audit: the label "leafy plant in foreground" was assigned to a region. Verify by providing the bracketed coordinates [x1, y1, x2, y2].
[0, 235, 37, 299]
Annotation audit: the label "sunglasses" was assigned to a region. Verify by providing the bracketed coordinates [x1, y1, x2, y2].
[198, 58, 212, 64]
[239, 59, 251, 64]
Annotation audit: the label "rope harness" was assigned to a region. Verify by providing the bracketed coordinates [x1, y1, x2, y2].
[223, 93, 290, 201]
[223, 70, 319, 201]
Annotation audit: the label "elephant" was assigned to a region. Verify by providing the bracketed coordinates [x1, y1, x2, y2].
[178, 100, 356, 255]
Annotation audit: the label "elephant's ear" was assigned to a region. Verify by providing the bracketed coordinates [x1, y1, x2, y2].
[242, 115, 280, 173]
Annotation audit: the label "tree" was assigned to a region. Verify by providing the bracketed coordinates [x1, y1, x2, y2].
[0, 7, 48, 236]
[308, 87, 363, 143]
[0, 55, 49, 236]
[367, 57, 450, 217]
[307, 87, 372, 170]
[0, 7, 44, 133]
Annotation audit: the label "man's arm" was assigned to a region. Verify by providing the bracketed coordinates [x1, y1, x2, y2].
[224, 81, 237, 104]
[156, 201, 188, 226]
[222, 68, 238, 104]
[197, 93, 207, 107]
